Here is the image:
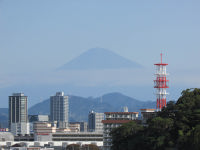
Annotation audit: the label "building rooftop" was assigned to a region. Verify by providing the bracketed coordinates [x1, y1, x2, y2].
[56, 92, 64, 96]
[140, 109, 156, 112]
[12, 93, 25, 96]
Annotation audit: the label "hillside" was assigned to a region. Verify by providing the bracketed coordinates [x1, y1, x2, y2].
[29, 92, 155, 121]
[0, 108, 8, 128]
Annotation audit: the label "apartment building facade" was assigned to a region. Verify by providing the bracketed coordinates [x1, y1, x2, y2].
[102, 111, 139, 150]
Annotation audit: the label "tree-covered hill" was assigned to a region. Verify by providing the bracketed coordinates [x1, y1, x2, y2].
[111, 88, 200, 150]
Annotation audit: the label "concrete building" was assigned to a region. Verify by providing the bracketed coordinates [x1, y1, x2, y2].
[140, 109, 156, 124]
[0, 132, 14, 141]
[50, 92, 69, 129]
[10, 123, 30, 136]
[9, 93, 29, 135]
[69, 123, 80, 132]
[69, 122, 88, 132]
[102, 111, 139, 150]
[29, 115, 49, 134]
[0, 136, 103, 149]
[14, 134, 34, 141]
[88, 111, 104, 133]
[52, 132, 103, 143]
[32, 122, 103, 146]
[33, 122, 56, 141]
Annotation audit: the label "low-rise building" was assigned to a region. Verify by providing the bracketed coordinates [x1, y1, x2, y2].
[69, 123, 80, 132]
[0, 132, 14, 141]
[31, 122, 103, 146]
[29, 115, 49, 134]
[33, 122, 56, 141]
[11, 123, 30, 136]
[69, 122, 88, 132]
[52, 132, 103, 142]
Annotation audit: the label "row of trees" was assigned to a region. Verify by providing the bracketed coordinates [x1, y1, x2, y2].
[110, 88, 200, 150]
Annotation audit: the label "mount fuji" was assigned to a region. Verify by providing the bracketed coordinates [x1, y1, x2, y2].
[59, 48, 142, 70]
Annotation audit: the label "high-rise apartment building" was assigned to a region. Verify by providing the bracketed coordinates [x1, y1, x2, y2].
[102, 110, 139, 150]
[88, 111, 104, 133]
[50, 92, 69, 128]
[9, 93, 29, 135]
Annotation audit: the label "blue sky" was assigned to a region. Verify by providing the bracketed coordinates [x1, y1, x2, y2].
[0, 0, 200, 107]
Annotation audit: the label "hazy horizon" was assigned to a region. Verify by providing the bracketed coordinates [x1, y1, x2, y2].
[0, 1, 199, 107]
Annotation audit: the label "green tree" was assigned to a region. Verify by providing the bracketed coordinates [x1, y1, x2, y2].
[147, 117, 174, 150]
[110, 121, 143, 150]
[110, 88, 200, 150]
[175, 88, 200, 150]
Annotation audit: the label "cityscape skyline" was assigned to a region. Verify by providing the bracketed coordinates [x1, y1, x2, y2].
[0, 1, 199, 149]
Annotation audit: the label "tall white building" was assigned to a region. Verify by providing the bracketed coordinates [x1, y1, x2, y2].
[50, 92, 69, 128]
[9, 93, 29, 135]
[88, 111, 104, 133]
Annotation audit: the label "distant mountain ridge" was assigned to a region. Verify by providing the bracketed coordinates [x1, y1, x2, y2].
[0, 108, 8, 128]
[0, 92, 155, 127]
[59, 48, 142, 70]
[29, 92, 155, 122]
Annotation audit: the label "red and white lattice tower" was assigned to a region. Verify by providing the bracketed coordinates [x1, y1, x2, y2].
[154, 53, 169, 110]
